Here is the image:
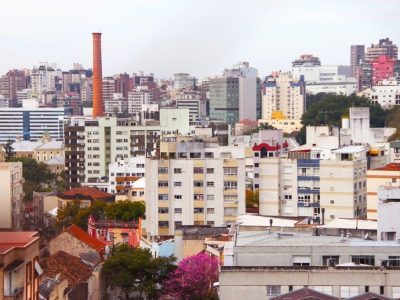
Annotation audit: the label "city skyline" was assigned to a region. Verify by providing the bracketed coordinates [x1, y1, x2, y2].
[2, 0, 399, 79]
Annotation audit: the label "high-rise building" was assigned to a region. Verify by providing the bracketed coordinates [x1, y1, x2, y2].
[209, 62, 258, 124]
[92, 32, 104, 118]
[145, 142, 247, 238]
[115, 73, 134, 98]
[0, 106, 68, 143]
[350, 45, 365, 77]
[0, 162, 24, 230]
[128, 86, 154, 116]
[372, 55, 395, 85]
[365, 38, 398, 62]
[0, 70, 28, 103]
[261, 72, 305, 121]
[31, 63, 58, 101]
[102, 77, 116, 101]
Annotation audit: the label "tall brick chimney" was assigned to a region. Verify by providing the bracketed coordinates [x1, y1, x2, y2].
[92, 32, 104, 118]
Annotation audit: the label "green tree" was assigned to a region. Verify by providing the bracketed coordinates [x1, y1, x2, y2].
[8, 157, 58, 202]
[56, 200, 145, 230]
[103, 245, 176, 300]
[4, 139, 15, 161]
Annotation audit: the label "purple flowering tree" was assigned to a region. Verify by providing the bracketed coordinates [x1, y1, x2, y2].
[165, 252, 219, 300]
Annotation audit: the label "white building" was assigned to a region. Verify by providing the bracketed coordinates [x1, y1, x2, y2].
[358, 78, 400, 109]
[257, 145, 368, 220]
[108, 157, 145, 194]
[104, 93, 128, 116]
[173, 73, 196, 90]
[261, 72, 305, 121]
[0, 162, 24, 230]
[0, 106, 67, 143]
[31, 63, 58, 102]
[128, 86, 154, 115]
[292, 63, 356, 95]
[175, 91, 207, 121]
[377, 186, 400, 241]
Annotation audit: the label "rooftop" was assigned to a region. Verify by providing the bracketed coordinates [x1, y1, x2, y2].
[0, 231, 39, 254]
[332, 145, 367, 154]
[46, 155, 65, 165]
[36, 140, 64, 150]
[270, 287, 337, 300]
[374, 163, 400, 171]
[235, 231, 400, 247]
[318, 218, 377, 231]
[59, 186, 114, 200]
[236, 214, 298, 228]
[11, 140, 43, 152]
[41, 251, 93, 286]
[64, 224, 105, 253]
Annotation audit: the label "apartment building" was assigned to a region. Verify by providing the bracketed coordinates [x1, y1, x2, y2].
[367, 163, 400, 220]
[257, 145, 368, 220]
[209, 62, 258, 124]
[145, 141, 248, 238]
[377, 186, 400, 241]
[128, 86, 154, 115]
[0, 231, 41, 300]
[0, 162, 24, 230]
[108, 157, 145, 194]
[104, 93, 128, 116]
[359, 78, 400, 109]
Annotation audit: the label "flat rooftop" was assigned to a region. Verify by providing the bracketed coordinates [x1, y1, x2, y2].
[0, 231, 39, 254]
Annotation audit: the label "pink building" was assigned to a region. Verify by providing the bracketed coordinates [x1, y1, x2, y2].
[372, 55, 395, 85]
[87, 215, 142, 248]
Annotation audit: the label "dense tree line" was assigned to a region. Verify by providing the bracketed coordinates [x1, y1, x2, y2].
[57, 200, 146, 229]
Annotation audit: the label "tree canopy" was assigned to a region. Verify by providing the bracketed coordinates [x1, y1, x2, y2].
[296, 93, 388, 144]
[165, 252, 219, 300]
[103, 244, 176, 300]
[57, 200, 146, 230]
[7, 157, 62, 202]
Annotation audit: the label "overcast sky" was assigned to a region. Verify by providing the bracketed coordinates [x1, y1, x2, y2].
[1, 0, 398, 79]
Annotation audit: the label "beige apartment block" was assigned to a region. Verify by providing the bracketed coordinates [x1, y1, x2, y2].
[0, 162, 24, 230]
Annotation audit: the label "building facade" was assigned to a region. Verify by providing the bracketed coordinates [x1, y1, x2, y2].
[0, 162, 24, 230]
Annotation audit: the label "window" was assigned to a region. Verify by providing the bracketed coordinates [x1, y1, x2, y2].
[158, 194, 168, 200]
[207, 195, 214, 200]
[175, 221, 182, 228]
[194, 167, 204, 174]
[266, 286, 281, 296]
[158, 221, 169, 228]
[174, 208, 182, 213]
[380, 286, 384, 295]
[207, 208, 215, 214]
[194, 181, 203, 187]
[292, 256, 310, 266]
[351, 255, 375, 266]
[158, 181, 168, 187]
[388, 256, 400, 267]
[224, 181, 237, 190]
[393, 178, 397, 183]
[322, 256, 340, 266]
[207, 221, 215, 226]
[174, 182, 182, 187]
[224, 195, 238, 203]
[174, 195, 182, 199]
[194, 208, 204, 214]
[254, 163, 259, 167]
[392, 287, 400, 298]
[340, 286, 359, 298]
[158, 167, 168, 174]
[207, 181, 214, 187]
[174, 168, 182, 174]
[284, 195, 292, 200]
[313, 286, 333, 295]
[194, 194, 204, 200]
[224, 207, 237, 216]
[330, 200, 334, 204]
[206, 168, 214, 174]
[158, 207, 169, 214]
[224, 167, 238, 175]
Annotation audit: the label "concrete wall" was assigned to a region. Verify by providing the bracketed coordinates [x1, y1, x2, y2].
[48, 232, 98, 258]
[219, 268, 400, 300]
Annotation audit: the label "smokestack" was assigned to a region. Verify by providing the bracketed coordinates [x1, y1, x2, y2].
[92, 32, 104, 118]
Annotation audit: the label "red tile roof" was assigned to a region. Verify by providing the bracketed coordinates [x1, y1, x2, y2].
[41, 251, 93, 286]
[59, 186, 113, 200]
[65, 224, 105, 253]
[374, 163, 400, 171]
[0, 231, 39, 254]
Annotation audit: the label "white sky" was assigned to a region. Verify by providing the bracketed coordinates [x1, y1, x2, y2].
[1, 0, 399, 79]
